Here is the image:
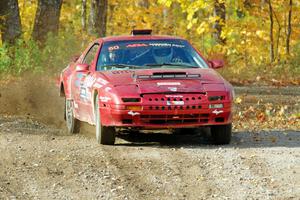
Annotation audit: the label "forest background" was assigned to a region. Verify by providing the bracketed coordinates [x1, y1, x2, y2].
[0, 0, 299, 85]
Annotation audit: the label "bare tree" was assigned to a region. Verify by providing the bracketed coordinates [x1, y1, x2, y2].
[32, 0, 63, 44]
[89, 0, 108, 37]
[286, 0, 292, 55]
[213, 0, 226, 44]
[267, 0, 275, 62]
[0, 0, 22, 44]
[81, 0, 87, 31]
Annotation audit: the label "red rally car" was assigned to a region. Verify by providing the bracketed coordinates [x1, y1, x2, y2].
[59, 30, 235, 145]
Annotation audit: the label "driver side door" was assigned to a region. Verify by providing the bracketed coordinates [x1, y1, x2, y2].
[72, 43, 100, 122]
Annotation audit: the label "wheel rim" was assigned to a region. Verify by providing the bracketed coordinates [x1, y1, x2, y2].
[66, 100, 73, 130]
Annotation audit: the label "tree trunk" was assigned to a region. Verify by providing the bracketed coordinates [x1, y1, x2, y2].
[0, 0, 22, 44]
[273, 10, 281, 60]
[81, 0, 87, 31]
[89, 0, 108, 37]
[213, 0, 226, 44]
[286, 0, 292, 55]
[268, 0, 274, 63]
[107, 4, 115, 35]
[32, 0, 63, 44]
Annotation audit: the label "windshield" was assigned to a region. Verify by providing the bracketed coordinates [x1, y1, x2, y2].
[96, 39, 209, 70]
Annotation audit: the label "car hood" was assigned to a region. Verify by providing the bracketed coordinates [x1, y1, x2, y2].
[98, 68, 226, 94]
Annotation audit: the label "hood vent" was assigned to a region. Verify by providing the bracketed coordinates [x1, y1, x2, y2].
[136, 72, 200, 79]
[111, 70, 132, 74]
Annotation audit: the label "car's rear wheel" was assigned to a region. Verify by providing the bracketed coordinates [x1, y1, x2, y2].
[95, 95, 116, 145]
[211, 124, 232, 145]
[65, 99, 80, 134]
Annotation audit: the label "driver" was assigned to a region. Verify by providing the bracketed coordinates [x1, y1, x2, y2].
[152, 46, 173, 64]
[108, 51, 118, 63]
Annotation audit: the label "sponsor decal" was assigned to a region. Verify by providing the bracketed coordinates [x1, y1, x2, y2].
[85, 76, 96, 88]
[126, 43, 148, 48]
[168, 87, 177, 92]
[75, 80, 80, 87]
[93, 83, 103, 88]
[212, 110, 224, 115]
[76, 73, 84, 79]
[128, 110, 140, 116]
[157, 82, 181, 86]
[167, 101, 184, 106]
[108, 45, 119, 51]
[97, 77, 108, 85]
[165, 95, 183, 98]
[99, 96, 111, 102]
[86, 90, 92, 100]
[105, 87, 112, 92]
[79, 75, 96, 101]
[80, 87, 87, 98]
[149, 43, 185, 48]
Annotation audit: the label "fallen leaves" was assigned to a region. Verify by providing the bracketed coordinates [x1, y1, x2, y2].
[235, 97, 243, 104]
[234, 95, 300, 131]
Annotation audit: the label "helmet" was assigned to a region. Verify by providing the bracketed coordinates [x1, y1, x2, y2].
[152, 46, 173, 64]
[108, 50, 123, 63]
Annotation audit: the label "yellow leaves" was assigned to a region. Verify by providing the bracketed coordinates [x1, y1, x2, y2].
[157, 0, 173, 7]
[255, 30, 269, 40]
[235, 97, 243, 104]
[278, 105, 288, 116]
[196, 22, 209, 35]
[208, 15, 221, 23]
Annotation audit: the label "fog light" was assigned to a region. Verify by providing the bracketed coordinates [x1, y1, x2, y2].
[126, 105, 143, 111]
[209, 104, 223, 109]
[209, 96, 224, 101]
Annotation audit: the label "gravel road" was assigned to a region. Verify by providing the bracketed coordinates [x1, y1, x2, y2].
[0, 83, 299, 200]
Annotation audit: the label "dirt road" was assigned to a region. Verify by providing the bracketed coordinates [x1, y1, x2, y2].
[0, 81, 299, 199]
[0, 117, 299, 199]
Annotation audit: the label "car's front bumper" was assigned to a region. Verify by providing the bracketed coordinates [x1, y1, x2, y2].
[99, 103, 232, 129]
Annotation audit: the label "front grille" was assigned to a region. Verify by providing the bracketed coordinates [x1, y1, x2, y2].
[142, 94, 206, 108]
[145, 105, 202, 110]
[146, 96, 202, 102]
[140, 113, 209, 125]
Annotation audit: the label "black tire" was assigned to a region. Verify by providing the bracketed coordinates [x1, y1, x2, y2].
[95, 95, 116, 145]
[211, 124, 232, 145]
[65, 99, 80, 134]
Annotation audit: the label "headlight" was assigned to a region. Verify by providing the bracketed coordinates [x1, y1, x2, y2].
[122, 98, 141, 102]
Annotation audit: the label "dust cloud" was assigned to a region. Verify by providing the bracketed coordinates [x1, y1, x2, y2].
[0, 74, 65, 127]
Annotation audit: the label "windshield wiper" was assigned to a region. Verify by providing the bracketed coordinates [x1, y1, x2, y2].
[103, 64, 140, 69]
[145, 63, 199, 68]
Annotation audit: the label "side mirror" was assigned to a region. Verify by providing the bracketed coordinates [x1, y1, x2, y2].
[208, 59, 224, 69]
[75, 63, 89, 72]
[71, 55, 80, 62]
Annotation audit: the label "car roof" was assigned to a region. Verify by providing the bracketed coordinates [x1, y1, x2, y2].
[98, 35, 184, 43]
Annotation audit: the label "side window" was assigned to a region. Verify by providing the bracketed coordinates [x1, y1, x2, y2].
[83, 44, 99, 65]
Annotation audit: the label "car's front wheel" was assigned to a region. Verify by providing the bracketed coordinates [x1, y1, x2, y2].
[65, 99, 80, 134]
[95, 95, 116, 145]
[211, 124, 232, 145]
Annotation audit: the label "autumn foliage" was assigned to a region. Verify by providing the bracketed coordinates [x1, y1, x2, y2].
[0, 0, 299, 85]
